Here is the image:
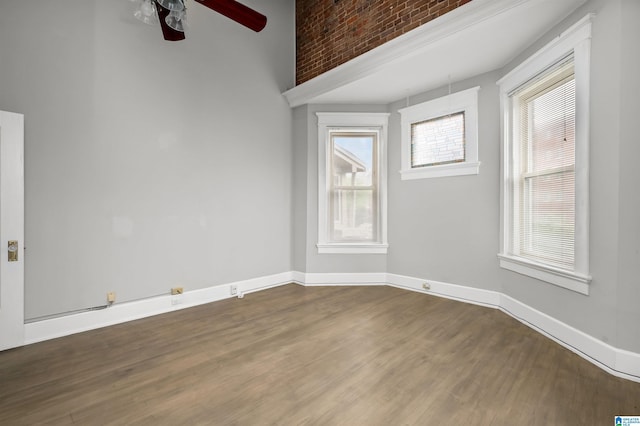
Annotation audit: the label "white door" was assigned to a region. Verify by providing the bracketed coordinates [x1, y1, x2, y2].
[0, 111, 25, 351]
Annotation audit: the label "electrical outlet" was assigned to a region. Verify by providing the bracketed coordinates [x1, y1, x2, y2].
[107, 292, 116, 304]
[230, 284, 238, 296]
[422, 283, 431, 290]
[171, 287, 184, 306]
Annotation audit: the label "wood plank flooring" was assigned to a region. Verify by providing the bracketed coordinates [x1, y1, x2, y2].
[1, 284, 639, 425]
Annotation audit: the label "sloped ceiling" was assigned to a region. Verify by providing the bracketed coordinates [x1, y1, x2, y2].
[283, 0, 587, 107]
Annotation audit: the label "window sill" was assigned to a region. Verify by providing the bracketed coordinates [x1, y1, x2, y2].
[317, 243, 388, 254]
[400, 161, 480, 180]
[498, 253, 591, 295]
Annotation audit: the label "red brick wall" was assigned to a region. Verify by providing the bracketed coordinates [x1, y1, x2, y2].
[296, 0, 472, 85]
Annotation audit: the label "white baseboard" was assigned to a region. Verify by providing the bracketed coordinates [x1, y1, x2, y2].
[386, 273, 501, 308]
[24, 272, 295, 345]
[499, 294, 640, 382]
[23, 270, 640, 382]
[301, 272, 387, 286]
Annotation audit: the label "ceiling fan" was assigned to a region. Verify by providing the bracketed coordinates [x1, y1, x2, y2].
[131, 0, 267, 41]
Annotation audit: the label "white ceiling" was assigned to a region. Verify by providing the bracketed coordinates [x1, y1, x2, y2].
[283, 0, 587, 107]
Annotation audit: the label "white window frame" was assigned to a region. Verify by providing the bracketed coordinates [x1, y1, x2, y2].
[398, 86, 480, 180]
[497, 14, 593, 295]
[317, 112, 389, 254]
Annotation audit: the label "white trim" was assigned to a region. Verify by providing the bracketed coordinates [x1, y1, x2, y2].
[316, 113, 389, 253]
[398, 86, 480, 180]
[386, 273, 501, 308]
[24, 272, 296, 345]
[498, 254, 591, 295]
[496, 14, 594, 90]
[316, 243, 389, 254]
[0, 111, 25, 351]
[498, 14, 593, 293]
[399, 161, 481, 180]
[499, 294, 640, 381]
[316, 112, 390, 126]
[617, 349, 640, 380]
[22, 270, 640, 383]
[302, 272, 387, 286]
[573, 29, 591, 276]
[283, 0, 528, 107]
[290, 270, 307, 285]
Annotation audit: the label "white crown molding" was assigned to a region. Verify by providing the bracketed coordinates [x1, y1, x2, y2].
[23, 270, 640, 382]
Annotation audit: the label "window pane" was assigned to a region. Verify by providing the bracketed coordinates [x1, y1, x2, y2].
[331, 189, 374, 242]
[411, 112, 465, 167]
[528, 79, 576, 173]
[518, 68, 576, 268]
[332, 136, 374, 187]
[521, 171, 575, 267]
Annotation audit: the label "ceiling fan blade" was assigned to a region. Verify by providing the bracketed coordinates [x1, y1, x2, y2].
[194, 0, 267, 32]
[155, 1, 186, 41]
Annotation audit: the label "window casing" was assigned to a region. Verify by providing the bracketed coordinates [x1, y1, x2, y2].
[317, 113, 389, 254]
[399, 86, 480, 179]
[498, 15, 593, 294]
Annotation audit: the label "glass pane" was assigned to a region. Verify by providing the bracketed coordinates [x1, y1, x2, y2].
[330, 189, 374, 242]
[332, 135, 374, 187]
[521, 171, 575, 267]
[411, 112, 465, 167]
[528, 78, 575, 173]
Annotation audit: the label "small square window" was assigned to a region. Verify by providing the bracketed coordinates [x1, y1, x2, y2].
[411, 112, 465, 168]
[399, 87, 479, 180]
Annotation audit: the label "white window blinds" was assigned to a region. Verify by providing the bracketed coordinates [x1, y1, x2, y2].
[410, 112, 465, 167]
[514, 59, 576, 269]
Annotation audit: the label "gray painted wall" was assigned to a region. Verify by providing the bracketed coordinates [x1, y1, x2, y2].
[291, 105, 308, 272]
[0, 0, 294, 320]
[616, 0, 640, 352]
[387, 71, 502, 293]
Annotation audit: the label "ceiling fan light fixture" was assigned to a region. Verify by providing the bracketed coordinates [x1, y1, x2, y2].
[165, 9, 186, 32]
[156, 0, 185, 12]
[134, 0, 159, 25]
[129, 0, 266, 41]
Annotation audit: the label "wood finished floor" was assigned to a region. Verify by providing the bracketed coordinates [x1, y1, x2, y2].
[1, 284, 639, 425]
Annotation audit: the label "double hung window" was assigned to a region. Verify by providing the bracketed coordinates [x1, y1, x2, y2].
[317, 113, 389, 254]
[498, 15, 592, 294]
[515, 59, 576, 269]
[329, 132, 378, 243]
